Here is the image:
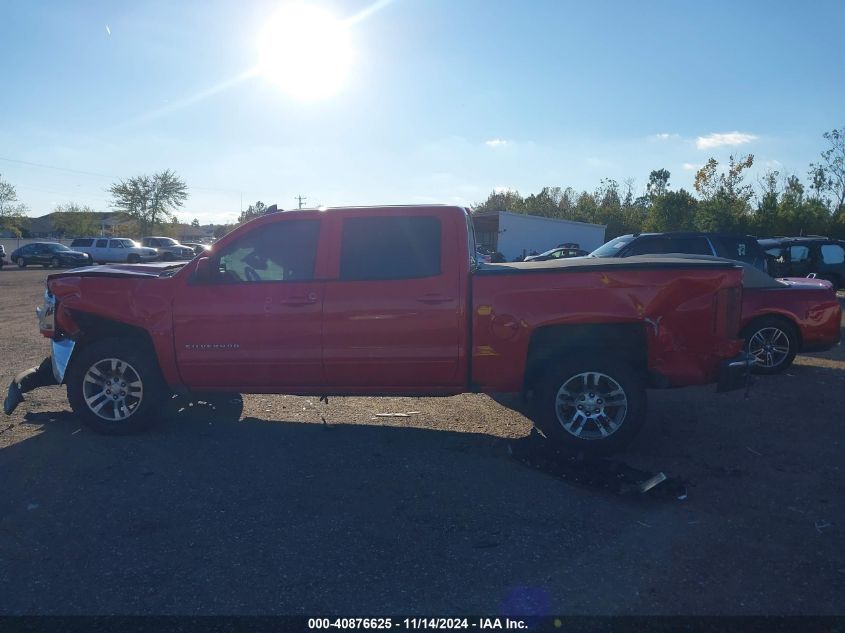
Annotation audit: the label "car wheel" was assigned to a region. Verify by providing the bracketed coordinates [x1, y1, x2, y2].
[742, 316, 798, 375]
[532, 355, 646, 454]
[66, 338, 167, 435]
[127, 254, 140, 264]
[51, 257, 61, 268]
[87, 255, 94, 265]
[17, 257, 26, 268]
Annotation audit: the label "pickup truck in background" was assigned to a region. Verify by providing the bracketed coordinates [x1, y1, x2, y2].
[69, 238, 158, 264]
[19, 206, 749, 452]
[140, 237, 196, 261]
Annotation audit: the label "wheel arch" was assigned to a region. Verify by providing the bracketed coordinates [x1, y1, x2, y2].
[741, 312, 802, 349]
[65, 312, 163, 377]
[523, 322, 648, 392]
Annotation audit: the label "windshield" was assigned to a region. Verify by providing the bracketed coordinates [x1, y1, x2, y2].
[589, 237, 635, 257]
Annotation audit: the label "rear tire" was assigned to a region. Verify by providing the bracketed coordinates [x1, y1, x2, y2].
[532, 355, 646, 454]
[162, 252, 175, 262]
[742, 316, 798, 374]
[66, 338, 167, 435]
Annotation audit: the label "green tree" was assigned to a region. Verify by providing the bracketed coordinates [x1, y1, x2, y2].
[109, 170, 188, 236]
[472, 190, 525, 214]
[646, 169, 671, 199]
[809, 127, 845, 212]
[238, 201, 267, 224]
[190, 218, 200, 228]
[644, 189, 698, 232]
[694, 155, 755, 232]
[52, 202, 100, 237]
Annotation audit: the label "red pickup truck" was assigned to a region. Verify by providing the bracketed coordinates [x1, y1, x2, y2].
[9, 205, 749, 452]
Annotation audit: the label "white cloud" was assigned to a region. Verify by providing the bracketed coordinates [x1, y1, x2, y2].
[695, 131, 758, 150]
[682, 162, 701, 171]
[485, 138, 509, 148]
[652, 133, 680, 140]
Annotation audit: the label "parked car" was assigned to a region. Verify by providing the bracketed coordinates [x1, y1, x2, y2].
[524, 246, 590, 261]
[660, 254, 841, 373]
[10, 242, 90, 269]
[590, 232, 769, 272]
[9, 205, 749, 454]
[759, 236, 845, 290]
[69, 237, 158, 265]
[140, 237, 196, 261]
[0, 243, 5, 268]
[183, 242, 212, 256]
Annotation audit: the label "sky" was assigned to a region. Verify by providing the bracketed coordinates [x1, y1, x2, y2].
[1, 0, 843, 225]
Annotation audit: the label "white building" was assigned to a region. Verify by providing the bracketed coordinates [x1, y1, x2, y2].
[472, 210, 606, 261]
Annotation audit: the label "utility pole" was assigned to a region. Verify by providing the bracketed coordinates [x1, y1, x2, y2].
[296, 195, 307, 209]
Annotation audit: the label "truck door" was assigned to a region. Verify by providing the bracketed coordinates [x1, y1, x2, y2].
[172, 217, 325, 391]
[92, 238, 108, 263]
[321, 212, 462, 390]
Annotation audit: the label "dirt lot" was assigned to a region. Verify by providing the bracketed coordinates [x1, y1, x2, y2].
[1, 267, 843, 615]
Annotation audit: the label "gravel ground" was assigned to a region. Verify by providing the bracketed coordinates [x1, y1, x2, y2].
[1, 267, 843, 615]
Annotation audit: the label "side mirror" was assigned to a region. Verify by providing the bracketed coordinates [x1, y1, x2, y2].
[193, 257, 214, 283]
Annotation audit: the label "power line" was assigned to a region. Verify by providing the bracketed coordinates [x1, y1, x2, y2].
[296, 195, 307, 209]
[0, 155, 258, 196]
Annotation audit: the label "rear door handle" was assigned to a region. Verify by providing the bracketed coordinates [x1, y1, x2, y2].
[280, 292, 318, 306]
[416, 294, 452, 305]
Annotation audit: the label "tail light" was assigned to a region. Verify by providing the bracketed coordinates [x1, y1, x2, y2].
[713, 286, 741, 338]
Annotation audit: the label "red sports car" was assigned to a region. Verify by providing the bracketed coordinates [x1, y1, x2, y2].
[666, 255, 841, 373]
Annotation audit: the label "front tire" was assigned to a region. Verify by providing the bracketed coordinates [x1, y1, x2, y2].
[17, 257, 26, 268]
[127, 254, 140, 264]
[742, 316, 798, 374]
[66, 338, 167, 435]
[532, 355, 646, 454]
[51, 257, 61, 268]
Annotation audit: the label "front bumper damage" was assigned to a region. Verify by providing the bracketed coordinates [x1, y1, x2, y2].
[4, 292, 77, 416]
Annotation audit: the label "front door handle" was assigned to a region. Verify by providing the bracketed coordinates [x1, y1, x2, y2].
[416, 294, 452, 305]
[280, 292, 318, 306]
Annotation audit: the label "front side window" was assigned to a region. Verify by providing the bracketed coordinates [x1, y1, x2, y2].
[789, 245, 810, 263]
[216, 219, 320, 283]
[339, 216, 441, 281]
[820, 243, 845, 264]
[667, 237, 713, 256]
[109, 240, 125, 248]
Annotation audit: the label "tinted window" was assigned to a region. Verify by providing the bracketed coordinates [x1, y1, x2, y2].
[217, 220, 320, 282]
[789, 245, 810, 263]
[95, 239, 108, 248]
[46, 244, 69, 252]
[667, 236, 712, 255]
[623, 237, 673, 256]
[821, 244, 845, 264]
[71, 238, 93, 247]
[340, 216, 441, 280]
[711, 236, 759, 263]
[109, 240, 125, 248]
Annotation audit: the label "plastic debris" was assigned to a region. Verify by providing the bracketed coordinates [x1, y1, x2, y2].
[746, 446, 762, 456]
[815, 520, 832, 533]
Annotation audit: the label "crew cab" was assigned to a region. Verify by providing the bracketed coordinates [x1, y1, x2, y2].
[69, 237, 158, 264]
[20, 206, 750, 452]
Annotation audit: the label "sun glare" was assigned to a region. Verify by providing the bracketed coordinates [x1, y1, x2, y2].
[256, 4, 354, 101]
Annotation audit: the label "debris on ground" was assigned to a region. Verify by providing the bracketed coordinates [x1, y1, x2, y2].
[508, 430, 689, 500]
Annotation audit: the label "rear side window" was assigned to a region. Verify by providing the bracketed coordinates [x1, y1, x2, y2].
[95, 239, 108, 248]
[71, 238, 93, 247]
[340, 216, 441, 280]
[821, 244, 845, 264]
